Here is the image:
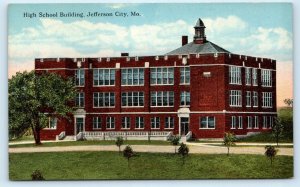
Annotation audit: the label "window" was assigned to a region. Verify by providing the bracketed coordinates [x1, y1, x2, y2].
[106, 117, 115, 129]
[229, 66, 241, 84]
[75, 69, 85, 86]
[150, 67, 174, 85]
[262, 92, 272, 108]
[231, 116, 236, 129]
[269, 116, 274, 129]
[200, 116, 215, 129]
[151, 91, 174, 106]
[253, 92, 258, 107]
[247, 116, 252, 129]
[93, 117, 101, 129]
[151, 117, 160, 129]
[93, 92, 115, 107]
[121, 68, 144, 85]
[75, 92, 84, 107]
[46, 117, 57, 129]
[238, 116, 243, 129]
[252, 68, 258, 86]
[246, 91, 251, 107]
[165, 117, 174, 129]
[135, 117, 144, 129]
[122, 92, 144, 107]
[180, 91, 190, 106]
[93, 69, 115, 86]
[229, 90, 242, 107]
[261, 69, 272, 87]
[180, 67, 190, 84]
[245, 67, 251, 85]
[122, 117, 130, 129]
[254, 116, 259, 129]
[263, 116, 268, 128]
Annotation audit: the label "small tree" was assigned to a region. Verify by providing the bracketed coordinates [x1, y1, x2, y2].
[265, 145, 278, 165]
[31, 170, 45, 180]
[272, 117, 284, 146]
[284, 98, 293, 107]
[115, 136, 124, 154]
[178, 143, 189, 165]
[223, 132, 236, 156]
[123, 145, 134, 168]
[170, 135, 180, 154]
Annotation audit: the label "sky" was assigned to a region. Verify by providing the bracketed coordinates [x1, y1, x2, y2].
[7, 3, 293, 107]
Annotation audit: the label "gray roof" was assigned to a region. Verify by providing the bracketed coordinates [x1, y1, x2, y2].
[195, 18, 205, 28]
[165, 41, 230, 55]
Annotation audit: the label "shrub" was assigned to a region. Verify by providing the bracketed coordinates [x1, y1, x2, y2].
[31, 169, 45, 180]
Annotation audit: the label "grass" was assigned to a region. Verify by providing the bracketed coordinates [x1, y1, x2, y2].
[9, 151, 293, 180]
[236, 132, 293, 143]
[9, 135, 34, 142]
[9, 140, 170, 148]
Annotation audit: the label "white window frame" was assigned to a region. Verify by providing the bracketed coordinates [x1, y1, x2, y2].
[261, 69, 272, 87]
[121, 68, 144, 86]
[150, 67, 174, 85]
[45, 117, 57, 129]
[180, 91, 190, 106]
[135, 117, 144, 129]
[262, 92, 273, 108]
[254, 116, 259, 129]
[121, 117, 131, 129]
[151, 91, 174, 107]
[200, 116, 216, 129]
[180, 67, 190, 85]
[231, 116, 236, 129]
[238, 116, 243, 129]
[245, 67, 251, 85]
[122, 92, 144, 107]
[229, 90, 242, 107]
[269, 116, 273, 129]
[253, 91, 258, 107]
[165, 117, 174, 129]
[75, 69, 85, 86]
[263, 116, 268, 129]
[252, 68, 258, 86]
[151, 117, 160, 129]
[229, 66, 241, 85]
[93, 117, 102, 129]
[76, 92, 84, 108]
[106, 117, 115, 129]
[247, 116, 252, 129]
[93, 68, 115, 86]
[93, 92, 115, 107]
[246, 91, 251, 107]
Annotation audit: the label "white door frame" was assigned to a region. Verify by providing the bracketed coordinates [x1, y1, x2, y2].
[177, 108, 190, 136]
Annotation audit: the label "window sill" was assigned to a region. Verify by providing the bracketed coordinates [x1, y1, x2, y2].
[43, 128, 57, 130]
[121, 128, 131, 130]
[229, 105, 242, 107]
[135, 128, 144, 130]
[180, 105, 190, 107]
[94, 106, 115, 108]
[121, 106, 144, 108]
[151, 106, 174, 108]
[199, 128, 216, 130]
[179, 84, 190, 86]
[92, 128, 102, 130]
[121, 85, 144, 87]
[93, 85, 116, 87]
[150, 84, 174, 86]
[165, 128, 174, 129]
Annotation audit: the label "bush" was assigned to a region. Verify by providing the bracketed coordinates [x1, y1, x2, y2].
[31, 169, 45, 180]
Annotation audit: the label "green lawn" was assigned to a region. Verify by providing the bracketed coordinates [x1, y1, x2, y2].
[9, 140, 170, 148]
[9, 151, 293, 180]
[236, 132, 293, 143]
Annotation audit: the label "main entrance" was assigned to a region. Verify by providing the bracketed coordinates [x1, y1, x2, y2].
[180, 117, 189, 135]
[75, 117, 84, 135]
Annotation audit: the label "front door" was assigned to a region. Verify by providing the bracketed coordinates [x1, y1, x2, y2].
[180, 117, 189, 135]
[75, 117, 84, 135]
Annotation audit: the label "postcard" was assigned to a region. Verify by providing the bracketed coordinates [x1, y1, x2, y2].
[8, 3, 293, 180]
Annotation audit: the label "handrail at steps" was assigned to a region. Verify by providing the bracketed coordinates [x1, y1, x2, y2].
[57, 131, 66, 140]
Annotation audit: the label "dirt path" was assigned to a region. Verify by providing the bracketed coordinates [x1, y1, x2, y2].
[8, 144, 293, 156]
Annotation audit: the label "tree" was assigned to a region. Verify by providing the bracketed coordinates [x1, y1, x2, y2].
[223, 132, 236, 156]
[265, 145, 278, 165]
[272, 117, 284, 146]
[178, 143, 189, 165]
[170, 135, 180, 154]
[123, 145, 134, 168]
[284, 98, 293, 107]
[9, 71, 76, 145]
[115, 136, 124, 154]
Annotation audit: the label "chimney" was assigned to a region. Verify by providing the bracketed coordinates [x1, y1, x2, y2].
[121, 53, 129, 57]
[182, 36, 188, 46]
